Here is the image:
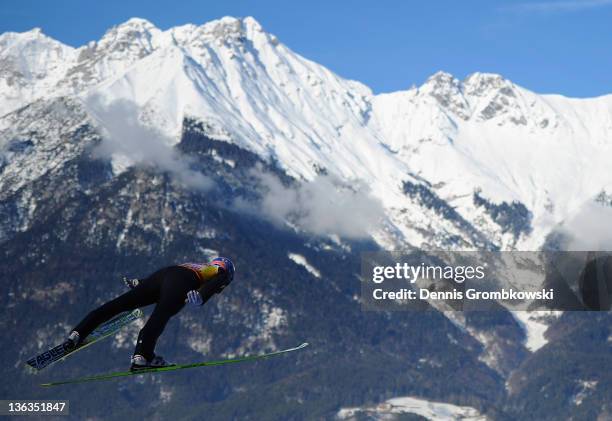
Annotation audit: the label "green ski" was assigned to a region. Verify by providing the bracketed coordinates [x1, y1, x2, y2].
[41, 342, 308, 387]
[26, 309, 144, 372]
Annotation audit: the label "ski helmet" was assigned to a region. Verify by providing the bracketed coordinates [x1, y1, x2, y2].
[211, 257, 235, 282]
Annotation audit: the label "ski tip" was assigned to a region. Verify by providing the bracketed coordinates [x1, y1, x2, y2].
[24, 363, 39, 375]
[297, 342, 309, 349]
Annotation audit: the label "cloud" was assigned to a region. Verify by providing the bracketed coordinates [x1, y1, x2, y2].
[505, 0, 612, 13]
[238, 167, 385, 239]
[84, 96, 212, 191]
[559, 200, 612, 251]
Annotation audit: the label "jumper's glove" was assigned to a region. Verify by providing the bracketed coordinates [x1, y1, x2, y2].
[186, 290, 204, 306]
[123, 277, 140, 289]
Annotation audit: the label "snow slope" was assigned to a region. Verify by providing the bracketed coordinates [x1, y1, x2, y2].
[337, 395, 486, 420]
[512, 310, 562, 352]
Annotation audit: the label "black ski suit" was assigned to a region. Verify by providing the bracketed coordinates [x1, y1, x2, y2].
[72, 264, 230, 360]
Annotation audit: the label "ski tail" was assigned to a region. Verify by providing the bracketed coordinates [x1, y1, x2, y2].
[25, 309, 143, 372]
[41, 342, 309, 387]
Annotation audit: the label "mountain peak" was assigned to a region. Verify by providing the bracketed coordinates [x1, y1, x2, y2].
[419, 71, 469, 118]
[463, 72, 515, 97]
[191, 16, 270, 44]
[242, 16, 264, 31]
[427, 70, 456, 82]
[20, 27, 44, 38]
[115, 17, 158, 32]
[465, 71, 505, 82]
[0, 26, 74, 89]
[420, 71, 461, 94]
[0, 26, 60, 48]
[100, 17, 161, 46]
[198, 16, 250, 41]
[94, 17, 162, 59]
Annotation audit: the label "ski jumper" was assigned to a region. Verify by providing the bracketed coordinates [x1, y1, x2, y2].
[72, 263, 231, 360]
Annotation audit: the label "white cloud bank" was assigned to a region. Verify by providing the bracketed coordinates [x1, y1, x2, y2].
[560, 200, 612, 251]
[238, 167, 385, 240]
[85, 96, 212, 191]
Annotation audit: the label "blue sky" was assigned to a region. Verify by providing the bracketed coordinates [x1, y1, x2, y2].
[1, 0, 611, 97]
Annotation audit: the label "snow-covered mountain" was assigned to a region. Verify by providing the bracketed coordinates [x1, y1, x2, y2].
[2, 16, 611, 252]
